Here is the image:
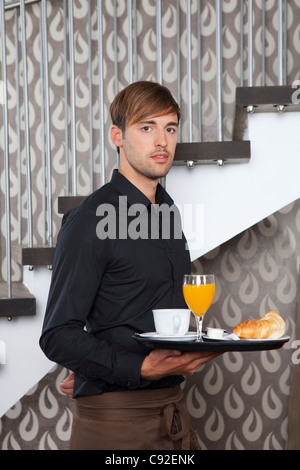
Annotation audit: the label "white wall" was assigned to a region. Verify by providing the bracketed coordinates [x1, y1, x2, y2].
[167, 112, 300, 262]
[0, 267, 54, 417]
[0, 111, 299, 418]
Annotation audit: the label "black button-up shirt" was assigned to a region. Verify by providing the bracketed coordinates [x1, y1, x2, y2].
[40, 170, 191, 397]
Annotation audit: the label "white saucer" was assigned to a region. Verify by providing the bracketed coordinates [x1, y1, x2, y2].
[138, 332, 197, 342]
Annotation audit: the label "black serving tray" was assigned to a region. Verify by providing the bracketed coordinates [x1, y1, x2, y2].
[133, 333, 290, 352]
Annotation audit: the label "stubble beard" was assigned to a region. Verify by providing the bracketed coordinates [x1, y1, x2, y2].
[123, 144, 174, 181]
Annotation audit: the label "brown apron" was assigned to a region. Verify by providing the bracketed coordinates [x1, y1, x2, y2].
[69, 386, 200, 450]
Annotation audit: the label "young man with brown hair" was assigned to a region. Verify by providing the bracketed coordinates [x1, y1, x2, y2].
[40, 81, 220, 450]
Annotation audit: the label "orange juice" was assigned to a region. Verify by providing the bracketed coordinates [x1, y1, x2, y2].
[183, 283, 215, 316]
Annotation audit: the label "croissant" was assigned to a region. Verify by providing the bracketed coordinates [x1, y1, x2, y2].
[233, 311, 285, 339]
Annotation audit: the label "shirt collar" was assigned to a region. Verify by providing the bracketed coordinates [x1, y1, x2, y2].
[110, 169, 174, 207]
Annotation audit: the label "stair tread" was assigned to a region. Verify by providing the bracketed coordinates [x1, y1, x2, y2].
[0, 282, 36, 317]
[11, 244, 55, 266]
[57, 196, 87, 214]
[173, 140, 250, 165]
[233, 85, 300, 139]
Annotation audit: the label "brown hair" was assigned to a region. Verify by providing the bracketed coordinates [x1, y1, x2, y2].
[109, 81, 180, 132]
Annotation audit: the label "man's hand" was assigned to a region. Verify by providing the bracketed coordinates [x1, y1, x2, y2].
[140, 349, 222, 381]
[60, 372, 75, 400]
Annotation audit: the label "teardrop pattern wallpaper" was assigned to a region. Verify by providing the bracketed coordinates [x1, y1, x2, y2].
[187, 200, 299, 450]
[0, 0, 300, 450]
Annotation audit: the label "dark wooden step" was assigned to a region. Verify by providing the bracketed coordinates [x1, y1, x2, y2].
[57, 196, 87, 214]
[11, 245, 55, 267]
[233, 85, 300, 139]
[173, 140, 251, 167]
[236, 85, 299, 110]
[0, 282, 35, 318]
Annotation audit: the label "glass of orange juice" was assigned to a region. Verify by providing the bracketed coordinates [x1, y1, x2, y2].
[183, 274, 215, 341]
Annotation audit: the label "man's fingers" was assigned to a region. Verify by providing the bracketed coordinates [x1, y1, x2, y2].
[59, 372, 75, 399]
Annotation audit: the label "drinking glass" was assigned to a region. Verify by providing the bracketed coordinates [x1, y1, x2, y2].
[183, 274, 215, 341]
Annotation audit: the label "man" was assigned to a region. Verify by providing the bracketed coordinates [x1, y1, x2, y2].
[40, 81, 219, 450]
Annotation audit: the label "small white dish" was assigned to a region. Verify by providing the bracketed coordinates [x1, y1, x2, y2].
[205, 327, 225, 339]
[202, 332, 240, 341]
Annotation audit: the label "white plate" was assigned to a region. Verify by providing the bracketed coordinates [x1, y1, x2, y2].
[138, 331, 197, 342]
[243, 335, 290, 342]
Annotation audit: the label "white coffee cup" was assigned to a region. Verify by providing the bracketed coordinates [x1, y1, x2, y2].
[152, 309, 191, 336]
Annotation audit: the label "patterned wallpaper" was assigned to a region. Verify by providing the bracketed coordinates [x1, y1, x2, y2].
[0, 0, 300, 450]
[0, 365, 73, 450]
[188, 200, 299, 449]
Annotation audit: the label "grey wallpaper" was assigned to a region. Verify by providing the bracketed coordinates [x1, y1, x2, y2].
[188, 200, 298, 449]
[0, 0, 300, 450]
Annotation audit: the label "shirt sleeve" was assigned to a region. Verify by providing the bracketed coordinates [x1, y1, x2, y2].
[39, 209, 148, 390]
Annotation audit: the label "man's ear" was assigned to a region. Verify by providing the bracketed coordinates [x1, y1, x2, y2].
[110, 125, 123, 149]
